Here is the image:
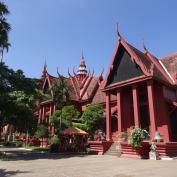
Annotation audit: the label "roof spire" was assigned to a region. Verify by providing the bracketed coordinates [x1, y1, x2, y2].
[81, 49, 84, 59]
[116, 23, 121, 39]
[43, 58, 47, 71]
[77, 50, 87, 75]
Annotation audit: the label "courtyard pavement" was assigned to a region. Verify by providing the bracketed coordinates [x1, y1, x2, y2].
[0, 148, 177, 177]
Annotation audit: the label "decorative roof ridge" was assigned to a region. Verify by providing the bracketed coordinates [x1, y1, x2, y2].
[80, 75, 89, 89]
[159, 60, 175, 84]
[80, 76, 93, 99]
[69, 76, 80, 100]
[42, 74, 54, 98]
[89, 79, 100, 100]
[145, 50, 175, 85]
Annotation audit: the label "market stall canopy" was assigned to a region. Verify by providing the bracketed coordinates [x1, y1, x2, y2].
[60, 127, 88, 135]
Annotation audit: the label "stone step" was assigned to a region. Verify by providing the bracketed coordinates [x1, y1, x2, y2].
[104, 142, 121, 157]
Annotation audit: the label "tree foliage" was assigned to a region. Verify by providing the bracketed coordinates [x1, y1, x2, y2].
[52, 77, 69, 109]
[0, 1, 11, 62]
[50, 105, 79, 133]
[82, 104, 105, 138]
[34, 124, 48, 139]
[49, 110, 61, 128]
[0, 62, 39, 134]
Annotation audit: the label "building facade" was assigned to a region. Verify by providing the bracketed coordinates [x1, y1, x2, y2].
[102, 34, 177, 144]
[37, 33, 177, 148]
[37, 55, 110, 136]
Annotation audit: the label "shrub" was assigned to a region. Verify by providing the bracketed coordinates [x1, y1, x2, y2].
[129, 128, 147, 148]
[14, 140, 23, 147]
[49, 135, 60, 153]
[49, 135, 60, 145]
[34, 124, 48, 139]
[2, 141, 23, 147]
[3, 141, 16, 147]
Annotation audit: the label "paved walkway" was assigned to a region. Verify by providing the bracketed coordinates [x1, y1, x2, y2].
[0, 148, 177, 177]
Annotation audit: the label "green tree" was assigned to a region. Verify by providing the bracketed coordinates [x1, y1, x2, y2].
[34, 124, 48, 139]
[0, 2, 11, 62]
[82, 103, 105, 138]
[50, 105, 79, 133]
[61, 105, 80, 121]
[0, 63, 39, 136]
[52, 77, 69, 109]
[50, 110, 61, 130]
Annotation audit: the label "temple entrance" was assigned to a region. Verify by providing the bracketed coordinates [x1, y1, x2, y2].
[138, 85, 150, 132]
[139, 105, 150, 131]
[170, 110, 177, 141]
[111, 116, 118, 141]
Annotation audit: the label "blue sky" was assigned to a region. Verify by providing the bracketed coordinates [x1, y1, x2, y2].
[3, 0, 177, 78]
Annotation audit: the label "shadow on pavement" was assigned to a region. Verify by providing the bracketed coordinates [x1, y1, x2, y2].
[0, 169, 31, 177]
[0, 148, 90, 161]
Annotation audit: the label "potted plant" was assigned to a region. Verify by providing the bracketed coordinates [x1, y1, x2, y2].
[120, 128, 150, 159]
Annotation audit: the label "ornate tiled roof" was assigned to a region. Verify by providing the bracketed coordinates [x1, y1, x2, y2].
[40, 58, 103, 104]
[160, 53, 177, 81]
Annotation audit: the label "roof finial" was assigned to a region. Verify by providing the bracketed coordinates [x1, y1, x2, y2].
[92, 68, 94, 77]
[101, 67, 104, 76]
[68, 68, 72, 77]
[73, 67, 77, 76]
[44, 57, 47, 69]
[141, 39, 148, 52]
[81, 49, 84, 59]
[116, 23, 121, 38]
[57, 67, 60, 77]
[42, 58, 47, 73]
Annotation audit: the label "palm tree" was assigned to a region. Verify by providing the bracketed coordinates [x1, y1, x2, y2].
[0, 2, 11, 62]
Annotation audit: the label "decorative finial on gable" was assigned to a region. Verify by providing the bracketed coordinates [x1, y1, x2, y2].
[73, 67, 77, 76]
[57, 67, 60, 78]
[141, 39, 148, 53]
[116, 23, 121, 39]
[43, 58, 47, 71]
[41, 58, 47, 80]
[99, 67, 104, 81]
[68, 68, 72, 77]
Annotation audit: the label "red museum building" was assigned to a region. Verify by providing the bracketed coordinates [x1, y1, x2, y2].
[37, 32, 177, 157]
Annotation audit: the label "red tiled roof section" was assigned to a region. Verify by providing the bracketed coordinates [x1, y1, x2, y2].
[127, 43, 152, 69]
[160, 53, 177, 81]
[85, 77, 99, 99]
[92, 81, 116, 104]
[65, 78, 78, 101]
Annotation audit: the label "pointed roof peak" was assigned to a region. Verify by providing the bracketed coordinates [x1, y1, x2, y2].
[81, 49, 84, 60]
[43, 59, 47, 72]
